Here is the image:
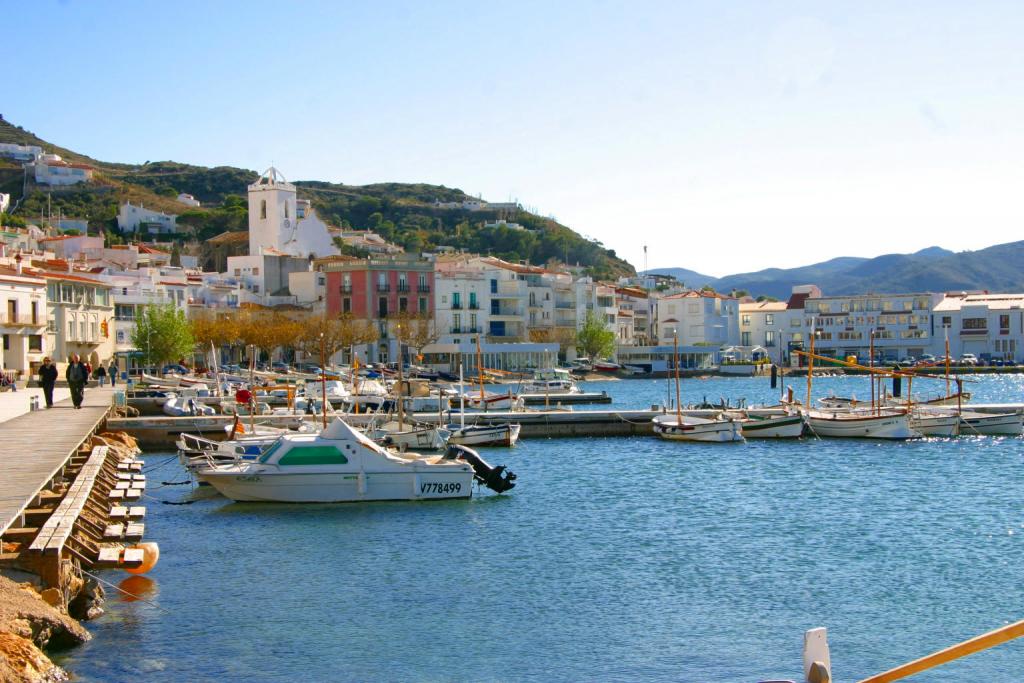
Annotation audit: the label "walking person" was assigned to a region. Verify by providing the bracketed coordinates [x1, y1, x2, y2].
[66, 354, 88, 409]
[94, 363, 107, 387]
[108, 360, 118, 387]
[38, 357, 58, 408]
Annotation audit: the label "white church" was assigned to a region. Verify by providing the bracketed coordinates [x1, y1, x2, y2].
[225, 167, 339, 305]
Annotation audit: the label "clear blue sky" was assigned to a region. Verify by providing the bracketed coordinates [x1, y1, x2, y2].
[6, 0, 1024, 276]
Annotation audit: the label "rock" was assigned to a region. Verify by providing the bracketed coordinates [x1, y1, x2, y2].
[38, 590, 61, 608]
[0, 631, 69, 683]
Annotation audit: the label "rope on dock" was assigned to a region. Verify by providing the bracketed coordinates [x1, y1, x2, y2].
[611, 413, 655, 425]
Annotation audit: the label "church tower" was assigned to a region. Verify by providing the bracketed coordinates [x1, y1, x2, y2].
[247, 167, 299, 255]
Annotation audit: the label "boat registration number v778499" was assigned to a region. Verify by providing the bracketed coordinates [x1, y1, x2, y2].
[420, 482, 462, 495]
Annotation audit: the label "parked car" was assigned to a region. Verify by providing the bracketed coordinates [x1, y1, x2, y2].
[162, 364, 190, 375]
[959, 353, 978, 366]
[898, 356, 915, 365]
[271, 362, 291, 373]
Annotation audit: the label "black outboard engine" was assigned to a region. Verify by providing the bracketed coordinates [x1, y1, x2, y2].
[445, 444, 517, 493]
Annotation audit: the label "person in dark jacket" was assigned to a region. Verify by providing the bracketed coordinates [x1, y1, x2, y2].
[108, 361, 118, 387]
[94, 364, 107, 387]
[66, 354, 88, 409]
[38, 357, 58, 408]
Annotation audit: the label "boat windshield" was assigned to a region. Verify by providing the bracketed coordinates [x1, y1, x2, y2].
[257, 438, 286, 464]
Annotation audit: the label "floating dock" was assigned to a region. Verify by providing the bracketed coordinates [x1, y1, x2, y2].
[0, 387, 151, 596]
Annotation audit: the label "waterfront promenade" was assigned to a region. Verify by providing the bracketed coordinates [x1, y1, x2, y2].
[0, 386, 114, 538]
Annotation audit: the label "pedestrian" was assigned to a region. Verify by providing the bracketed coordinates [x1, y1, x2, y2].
[108, 360, 118, 387]
[38, 357, 58, 408]
[94, 363, 107, 387]
[84, 360, 93, 381]
[66, 354, 88, 409]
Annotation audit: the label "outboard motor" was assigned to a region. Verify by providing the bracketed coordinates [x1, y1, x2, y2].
[445, 444, 517, 493]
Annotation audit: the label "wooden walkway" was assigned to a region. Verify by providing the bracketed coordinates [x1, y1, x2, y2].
[0, 386, 114, 537]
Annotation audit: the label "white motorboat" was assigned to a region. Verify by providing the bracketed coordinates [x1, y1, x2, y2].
[163, 396, 216, 417]
[448, 423, 521, 447]
[465, 392, 524, 411]
[726, 410, 805, 438]
[196, 419, 517, 502]
[367, 420, 450, 451]
[804, 408, 920, 440]
[958, 411, 1024, 436]
[652, 413, 744, 442]
[521, 368, 580, 394]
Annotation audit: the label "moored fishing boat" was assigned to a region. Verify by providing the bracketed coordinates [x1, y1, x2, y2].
[804, 408, 920, 439]
[448, 423, 521, 447]
[958, 410, 1024, 436]
[726, 410, 805, 438]
[653, 412, 744, 442]
[196, 419, 516, 503]
[909, 409, 960, 437]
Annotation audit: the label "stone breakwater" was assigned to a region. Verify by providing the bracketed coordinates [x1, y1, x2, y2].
[0, 431, 142, 682]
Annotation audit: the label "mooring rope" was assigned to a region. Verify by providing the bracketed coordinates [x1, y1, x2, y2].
[79, 568, 168, 612]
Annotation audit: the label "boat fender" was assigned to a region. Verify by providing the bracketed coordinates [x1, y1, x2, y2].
[124, 542, 160, 575]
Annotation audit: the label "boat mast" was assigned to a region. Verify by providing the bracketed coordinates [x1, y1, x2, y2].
[459, 362, 465, 430]
[476, 336, 485, 403]
[869, 328, 875, 413]
[396, 325, 404, 430]
[945, 326, 951, 398]
[674, 331, 682, 425]
[320, 334, 328, 430]
[806, 317, 816, 408]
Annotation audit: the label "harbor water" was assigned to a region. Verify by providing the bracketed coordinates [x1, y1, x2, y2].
[60, 375, 1024, 682]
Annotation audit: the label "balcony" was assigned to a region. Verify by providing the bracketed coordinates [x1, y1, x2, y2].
[417, 284, 431, 293]
[450, 327, 463, 334]
[468, 302, 479, 310]
[452, 302, 463, 310]
[340, 285, 353, 294]
[555, 301, 574, 309]
[397, 283, 411, 293]
[961, 328, 987, 336]
[376, 284, 391, 292]
[0, 314, 46, 328]
[450, 326, 480, 335]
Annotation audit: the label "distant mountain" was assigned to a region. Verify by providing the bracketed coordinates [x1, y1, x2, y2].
[650, 244, 1024, 298]
[0, 118, 635, 279]
[642, 267, 718, 288]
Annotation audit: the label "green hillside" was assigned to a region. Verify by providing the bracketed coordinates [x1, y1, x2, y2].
[0, 118, 635, 278]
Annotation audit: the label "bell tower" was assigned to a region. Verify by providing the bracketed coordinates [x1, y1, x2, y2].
[247, 167, 298, 255]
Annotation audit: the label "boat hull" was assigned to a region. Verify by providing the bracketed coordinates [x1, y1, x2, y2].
[959, 412, 1024, 436]
[653, 416, 744, 442]
[739, 414, 805, 438]
[806, 410, 919, 440]
[199, 469, 475, 503]
[449, 424, 521, 447]
[911, 413, 960, 437]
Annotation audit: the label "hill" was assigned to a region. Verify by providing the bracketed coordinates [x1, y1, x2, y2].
[0, 118, 634, 279]
[651, 244, 1024, 297]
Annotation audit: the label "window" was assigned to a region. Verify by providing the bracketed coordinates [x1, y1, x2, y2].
[470, 313, 478, 330]
[741, 331, 751, 345]
[1000, 314, 1010, 331]
[91, 321, 98, 340]
[342, 298, 351, 314]
[963, 318, 987, 330]
[419, 297, 427, 314]
[765, 314, 774, 325]
[260, 200, 267, 219]
[741, 314, 750, 326]
[79, 321, 86, 339]
[252, 268, 259, 276]
[6, 300, 15, 322]
[941, 316, 951, 327]
[31, 301, 38, 324]
[399, 297, 408, 313]
[453, 314, 461, 331]
[28, 335, 42, 352]
[284, 202, 289, 219]
[252, 285, 259, 293]
[765, 331, 776, 347]
[378, 297, 388, 318]
[234, 268, 241, 276]
[452, 292, 461, 310]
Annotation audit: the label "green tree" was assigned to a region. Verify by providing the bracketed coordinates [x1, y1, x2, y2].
[131, 304, 195, 367]
[576, 311, 616, 360]
[170, 242, 182, 267]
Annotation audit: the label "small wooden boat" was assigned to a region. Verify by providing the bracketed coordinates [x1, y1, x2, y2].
[958, 411, 1023, 436]
[652, 413, 744, 442]
[804, 408, 920, 440]
[448, 423, 521, 447]
[727, 411, 805, 438]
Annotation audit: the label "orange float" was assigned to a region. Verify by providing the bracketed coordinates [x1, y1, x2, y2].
[124, 541, 160, 574]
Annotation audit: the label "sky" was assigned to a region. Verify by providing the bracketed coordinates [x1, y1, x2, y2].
[5, 0, 1024, 276]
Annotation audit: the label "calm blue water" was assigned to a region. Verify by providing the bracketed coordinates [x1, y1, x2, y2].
[59, 375, 1024, 682]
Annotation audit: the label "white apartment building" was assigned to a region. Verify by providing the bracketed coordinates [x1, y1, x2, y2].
[36, 234, 105, 260]
[0, 192, 9, 214]
[739, 300, 790, 364]
[0, 143, 42, 161]
[656, 291, 740, 347]
[0, 264, 48, 379]
[43, 271, 115, 367]
[932, 292, 1024, 362]
[615, 286, 654, 345]
[802, 292, 940, 363]
[117, 202, 178, 234]
[30, 154, 94, 186]
[107, 270, 189, 367]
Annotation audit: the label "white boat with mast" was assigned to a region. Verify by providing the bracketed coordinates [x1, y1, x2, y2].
[448, 364, 521, 447]
[652, 332, 744, 442]
[364, 348, 450, 451]
[464, 337, 524, 411]
[795, 325, 920, 440]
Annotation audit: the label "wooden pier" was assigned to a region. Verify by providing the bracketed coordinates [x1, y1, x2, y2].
[0, 387, 150, 594]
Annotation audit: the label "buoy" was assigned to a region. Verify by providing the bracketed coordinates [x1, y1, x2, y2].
[124, 542, 160, 574]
